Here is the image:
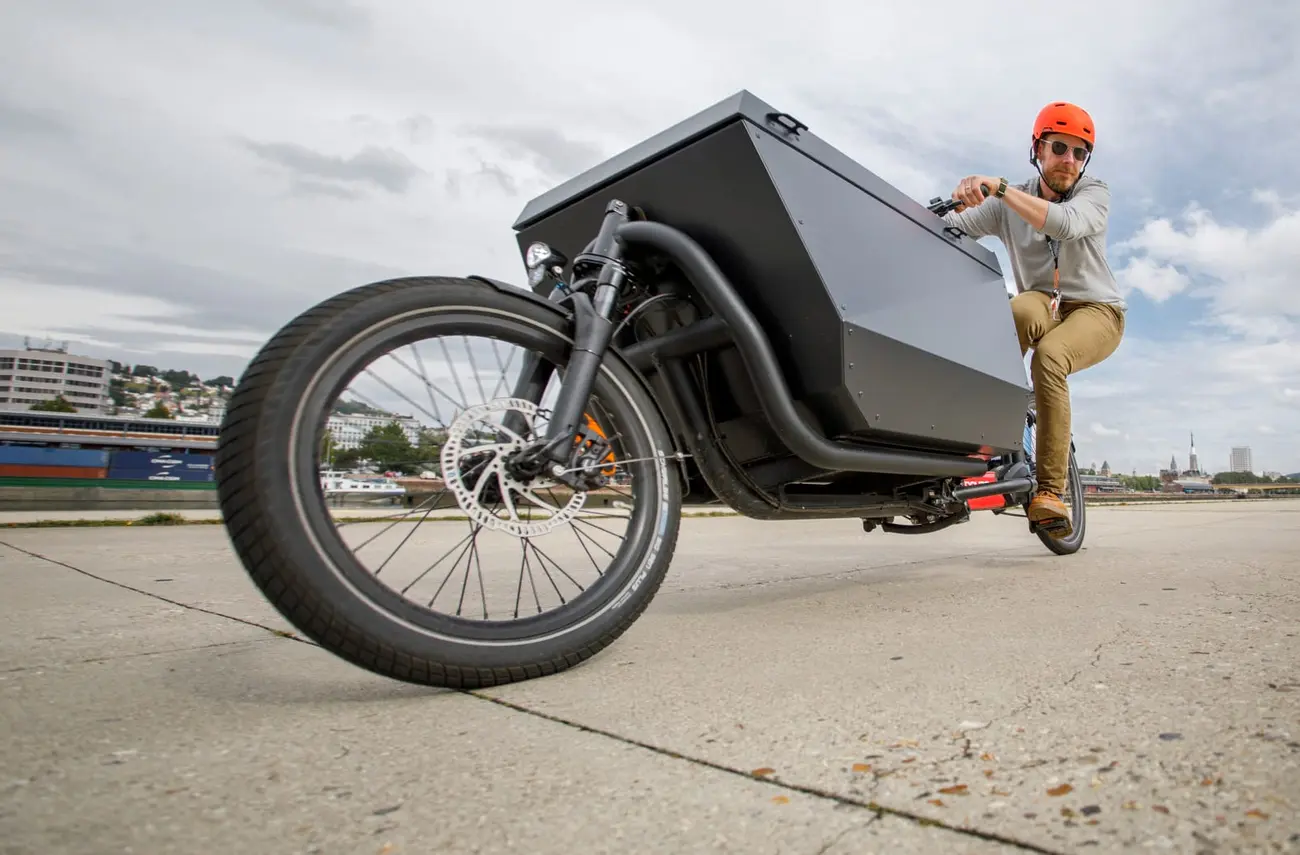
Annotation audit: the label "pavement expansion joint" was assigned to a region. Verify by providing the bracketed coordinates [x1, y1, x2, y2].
[0, 537, 310, 645]
[470, 690, 1071, 855]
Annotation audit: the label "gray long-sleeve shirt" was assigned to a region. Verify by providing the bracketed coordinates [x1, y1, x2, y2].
[942, 174, 1126, 309]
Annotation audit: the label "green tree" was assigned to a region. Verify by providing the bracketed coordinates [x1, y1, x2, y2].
[319, 429, 362, 470]
[357, 421, 417, 472]
[30, 395, 77, 413]
[144, 401, 174, 419]
[108, 377, 129, 407]
[161, 369, 199, 389]
[415, 427, 446, 468]
[1212, 471, 1258, 485]
[1117, 474, 1160, 492]
[333, 447, 363, 470]
[206, 375, 235, 388]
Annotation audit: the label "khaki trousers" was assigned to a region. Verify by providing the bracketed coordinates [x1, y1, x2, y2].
[1011, 291, 1125, 495]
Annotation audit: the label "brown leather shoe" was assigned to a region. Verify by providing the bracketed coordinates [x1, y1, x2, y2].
[1028, 490, 1072, 538]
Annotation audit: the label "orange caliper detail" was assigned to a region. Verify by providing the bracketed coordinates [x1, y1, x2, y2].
[576, 412, 617, 477]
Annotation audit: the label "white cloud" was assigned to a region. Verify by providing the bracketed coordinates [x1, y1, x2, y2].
[1068, 328, 1300, 476]
[1115, 256, 1192, 303]
[1116, 198, 1300, 336]
[1069, 188, 1300, 475]
[0, 279, 268, 371]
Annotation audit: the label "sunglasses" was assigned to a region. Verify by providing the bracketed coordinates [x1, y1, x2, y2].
[1042, 139, 1090, 161]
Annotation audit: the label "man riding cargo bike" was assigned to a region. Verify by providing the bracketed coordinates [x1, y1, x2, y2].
[212, 90, 1121, 689]
[938, 101, 1126, 537]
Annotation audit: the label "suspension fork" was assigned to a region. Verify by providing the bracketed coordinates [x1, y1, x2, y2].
[503, 200, 632, 467]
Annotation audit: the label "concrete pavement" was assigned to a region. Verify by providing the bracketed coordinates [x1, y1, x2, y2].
[1, 500, 1297, 853]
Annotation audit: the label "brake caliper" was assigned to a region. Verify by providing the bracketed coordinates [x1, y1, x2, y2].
[569, 413, 616, 490]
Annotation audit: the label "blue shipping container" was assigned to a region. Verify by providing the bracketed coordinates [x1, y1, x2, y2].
[0, 445, 111, 468]
[108, 451, 213, 475]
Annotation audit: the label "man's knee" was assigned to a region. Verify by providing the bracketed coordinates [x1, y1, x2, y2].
[1011, 292, 1046, 325]
[1011, 292, 1052, 351]
[1034, 305, 1125, 381]
[1031, 340, 1070, 381]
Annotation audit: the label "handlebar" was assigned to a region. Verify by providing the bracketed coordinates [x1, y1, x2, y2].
[926, 184, 989, 216]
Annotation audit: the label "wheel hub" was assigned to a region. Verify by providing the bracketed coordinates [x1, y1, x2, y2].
[439, 398, 588, 538]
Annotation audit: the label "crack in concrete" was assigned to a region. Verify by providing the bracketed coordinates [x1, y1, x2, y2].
[812, 819, 878, 855]
[1209, 580, 1300, 608]
[1064, 627, 1128, 687]
[472, 691, 1068, 855]
[906, 628, 1126, 777]
[0, 539, 310, 646]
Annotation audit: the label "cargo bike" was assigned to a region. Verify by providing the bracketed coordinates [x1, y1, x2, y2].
[213, 91, 1085, 688]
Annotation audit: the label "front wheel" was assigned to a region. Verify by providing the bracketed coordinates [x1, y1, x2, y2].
[214, 276, 682, 688]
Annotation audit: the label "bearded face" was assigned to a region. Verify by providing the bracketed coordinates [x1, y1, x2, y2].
[1037, 133, 1090, 194]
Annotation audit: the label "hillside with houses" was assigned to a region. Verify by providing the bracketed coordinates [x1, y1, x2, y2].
[97, 362, 235, 423]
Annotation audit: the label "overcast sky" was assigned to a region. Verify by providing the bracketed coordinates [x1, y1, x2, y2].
[2, 0, 1298, 475]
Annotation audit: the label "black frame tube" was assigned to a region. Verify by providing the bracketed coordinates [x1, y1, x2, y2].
[617, 220, 986, 479]
[654, 357, 926, 520]
[951, 476, 1035, 502]
[622, 316, 730, 373]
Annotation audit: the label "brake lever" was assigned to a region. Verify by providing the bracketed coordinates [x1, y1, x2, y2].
[926, 184, 990, 217]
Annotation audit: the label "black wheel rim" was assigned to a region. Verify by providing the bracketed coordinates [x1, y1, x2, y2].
[285, 307, 670, 645]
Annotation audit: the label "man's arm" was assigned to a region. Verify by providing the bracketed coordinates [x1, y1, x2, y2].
[993, 179, 1110, 241]
[941, 197, 1003, 239]
[1040, 178, 1110, 240]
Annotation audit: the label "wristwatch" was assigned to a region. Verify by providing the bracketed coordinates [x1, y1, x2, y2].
[995, 177, 1008, 198]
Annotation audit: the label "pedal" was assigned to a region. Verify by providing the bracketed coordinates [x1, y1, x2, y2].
[1029, 518, 1071, 538]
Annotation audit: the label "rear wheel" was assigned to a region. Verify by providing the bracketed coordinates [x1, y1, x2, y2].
[1034, 446, 1086, 555]
[215, 276, 682, 688]
[1020, 407, 1086, 555]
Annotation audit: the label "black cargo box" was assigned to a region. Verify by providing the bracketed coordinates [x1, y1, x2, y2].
[512, 90, 1032, 455]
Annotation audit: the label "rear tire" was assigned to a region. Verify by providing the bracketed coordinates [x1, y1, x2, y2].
[1035, 447, 1085, 555]
[214, 276, 682, 688]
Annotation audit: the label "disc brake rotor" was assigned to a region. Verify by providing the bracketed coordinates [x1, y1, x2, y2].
[439, 397, 587, 537]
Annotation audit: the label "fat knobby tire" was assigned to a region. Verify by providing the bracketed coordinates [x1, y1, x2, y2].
[214, 276, 682, 688]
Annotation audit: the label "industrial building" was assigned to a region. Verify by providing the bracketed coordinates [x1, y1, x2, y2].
[0, 340, 113, 413]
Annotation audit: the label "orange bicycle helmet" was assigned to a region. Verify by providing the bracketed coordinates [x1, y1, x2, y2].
[1031, 101, 1095, 150]
[1028, 101, 1096, 187]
